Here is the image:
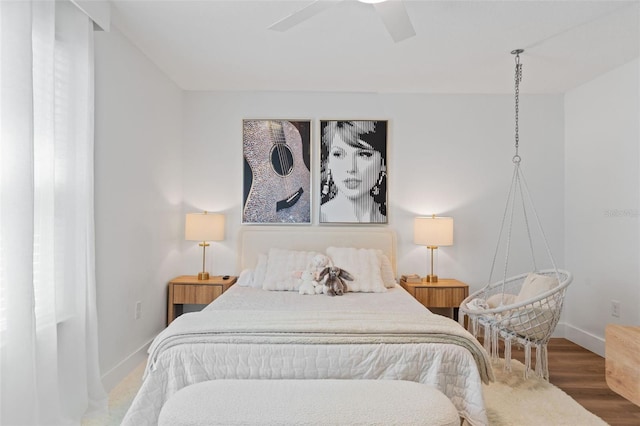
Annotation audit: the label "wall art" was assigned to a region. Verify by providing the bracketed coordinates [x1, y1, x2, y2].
[319, 120, 388, 224]
[242, 119, 311, 224]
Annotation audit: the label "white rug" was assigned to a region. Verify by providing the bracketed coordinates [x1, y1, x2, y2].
[84, 358, 607, 426]
[483, 358, 608, 426]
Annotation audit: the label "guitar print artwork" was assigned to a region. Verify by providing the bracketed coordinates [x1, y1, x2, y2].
[243, 120, 311, 223]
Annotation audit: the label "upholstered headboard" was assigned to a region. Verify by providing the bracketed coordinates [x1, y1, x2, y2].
[238, 227, 396, 274]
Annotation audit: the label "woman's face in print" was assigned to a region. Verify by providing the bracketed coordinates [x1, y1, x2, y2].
[328, 132, 382, 200]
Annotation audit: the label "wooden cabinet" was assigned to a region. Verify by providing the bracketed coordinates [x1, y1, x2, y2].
[167, 275, 236, 325]
[400, 278, 469, 321]
[605, 324, 640, 406]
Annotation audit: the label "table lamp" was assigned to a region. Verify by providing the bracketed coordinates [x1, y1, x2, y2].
[414, 215, 454, 283]
[185, 211, 225, 280]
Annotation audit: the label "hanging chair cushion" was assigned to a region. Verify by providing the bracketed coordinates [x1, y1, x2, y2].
[515, 273, 558, 303]
[486, 293, 517, 308]
[502, 273, 561, 341]
[506, 305, 556, 340]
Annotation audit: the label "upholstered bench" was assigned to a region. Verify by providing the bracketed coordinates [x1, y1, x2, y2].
[158, 379, 460, 425]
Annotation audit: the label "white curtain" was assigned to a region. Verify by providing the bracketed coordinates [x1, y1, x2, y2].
[0, 0, 107, 424]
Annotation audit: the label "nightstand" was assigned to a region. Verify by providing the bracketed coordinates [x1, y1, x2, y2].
[167, 275, 237, 325]
[400, 278, 469, 321]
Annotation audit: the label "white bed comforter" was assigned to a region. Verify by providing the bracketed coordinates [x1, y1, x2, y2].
[122, 287, 493, 426]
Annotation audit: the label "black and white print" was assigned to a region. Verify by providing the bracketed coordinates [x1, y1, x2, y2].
[319, 120, 388, 224]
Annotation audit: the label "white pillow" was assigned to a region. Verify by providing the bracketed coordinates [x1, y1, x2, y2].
[326, 247, 386, 293]
[262, 249, 319, 291]
[515, 273, 558, 303]
[236, 269, 253, 287]
[377, 251, 397, 288]
[252, 253, 268, 289]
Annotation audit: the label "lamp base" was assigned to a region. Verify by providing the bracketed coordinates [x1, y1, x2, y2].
[423, 275, 438, 283]
[198, 272, 210, 280]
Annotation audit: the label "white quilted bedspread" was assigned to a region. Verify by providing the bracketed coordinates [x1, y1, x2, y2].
[122, 286, 493, 426]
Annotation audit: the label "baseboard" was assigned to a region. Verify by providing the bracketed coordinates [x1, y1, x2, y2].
[563, 323, 605, 357]
[100, 339, 152, 392]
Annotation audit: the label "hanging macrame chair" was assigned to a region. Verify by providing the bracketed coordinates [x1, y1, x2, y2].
[459, 50, 572, 380]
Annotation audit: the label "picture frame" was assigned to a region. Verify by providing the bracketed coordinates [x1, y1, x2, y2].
[319, 120, 388, 224]
[242, 119, 312, 224]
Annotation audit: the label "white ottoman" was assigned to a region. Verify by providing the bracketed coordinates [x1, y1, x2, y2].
[158, 379, 460, 425]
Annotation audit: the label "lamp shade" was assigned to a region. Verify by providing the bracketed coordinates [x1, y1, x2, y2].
[414, 216, 453, 247]
[185, 212, 225, 242]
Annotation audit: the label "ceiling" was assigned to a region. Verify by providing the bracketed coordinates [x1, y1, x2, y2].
[109, 0, 640, 94]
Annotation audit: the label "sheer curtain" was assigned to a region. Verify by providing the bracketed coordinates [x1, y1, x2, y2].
[0, 0, 107, 424]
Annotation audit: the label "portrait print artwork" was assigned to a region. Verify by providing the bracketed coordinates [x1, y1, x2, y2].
[243, 119, 311, 224]
[320, 120, 388, 224]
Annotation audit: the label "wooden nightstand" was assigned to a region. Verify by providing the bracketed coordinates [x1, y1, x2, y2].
[400, 278, 469, 321]
[167, 275, 237, 325]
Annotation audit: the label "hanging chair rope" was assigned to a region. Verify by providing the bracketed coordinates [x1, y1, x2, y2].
[516, 165, 561, 282]
[519, 172, 538, 273]
[486, 165, 517, 288]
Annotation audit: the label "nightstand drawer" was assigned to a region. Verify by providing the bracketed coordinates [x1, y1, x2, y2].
[172, 284, 223, 304]
[400, 278, 469, 321]
[414, 287, 467, 308]
[168, 276, 237, 325]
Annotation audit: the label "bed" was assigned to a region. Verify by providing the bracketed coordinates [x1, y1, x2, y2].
[122, 228, 493, 426]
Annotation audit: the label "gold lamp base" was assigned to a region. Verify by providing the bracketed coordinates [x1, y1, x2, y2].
[422, 245, 439, 284]
[197, 241, 211, 280]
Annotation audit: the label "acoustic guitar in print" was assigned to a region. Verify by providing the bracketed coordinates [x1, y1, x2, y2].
[243, 120, 310, 223]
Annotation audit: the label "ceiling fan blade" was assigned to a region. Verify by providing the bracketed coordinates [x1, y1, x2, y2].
[269, 0, 341, 32]
[374, 0, 416, 43]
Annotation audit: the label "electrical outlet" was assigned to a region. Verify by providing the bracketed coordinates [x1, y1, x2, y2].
[611, 300, 620, 318]
[135, 301, 142, 320]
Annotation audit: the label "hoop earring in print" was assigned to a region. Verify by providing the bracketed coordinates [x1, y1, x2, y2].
[322, 170, 333, 196]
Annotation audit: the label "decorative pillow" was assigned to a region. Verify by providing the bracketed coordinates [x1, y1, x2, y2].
[236, 269, 254, 287]
[251, 253, 268, 289]
[325, 247, 386, 293]
[377, 251, 397, 288]
[262, 249, 319, 291]
[515, 273, 558, 303]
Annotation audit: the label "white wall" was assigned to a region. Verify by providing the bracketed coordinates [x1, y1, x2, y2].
[564, 59, 640, 356]
[94, 26, 183, 389]
[182, 91, 565, 292]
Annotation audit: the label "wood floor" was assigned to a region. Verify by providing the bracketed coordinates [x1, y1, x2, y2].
[509, 338, 640, 426]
